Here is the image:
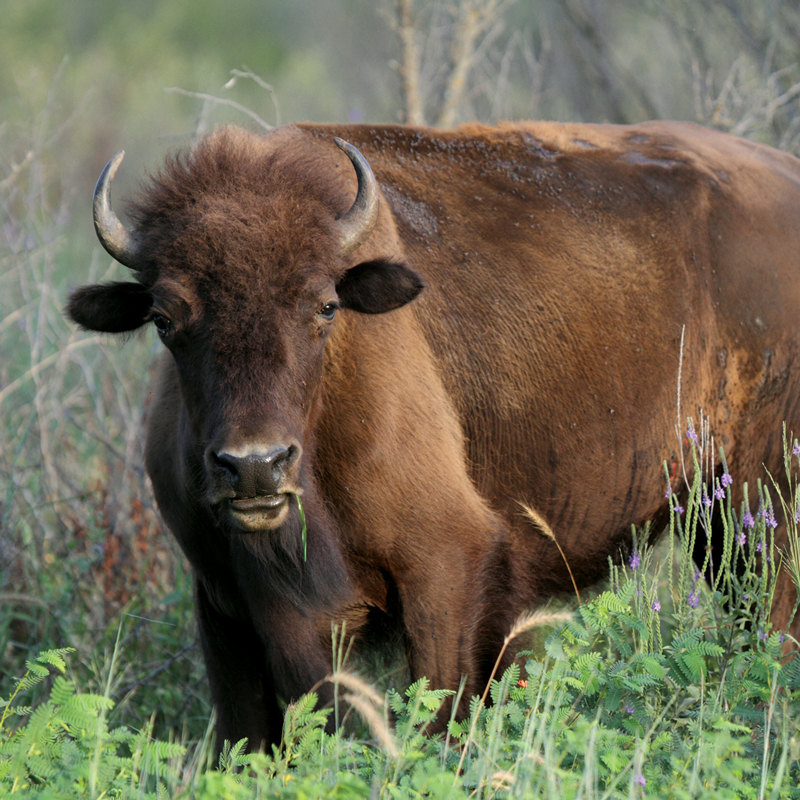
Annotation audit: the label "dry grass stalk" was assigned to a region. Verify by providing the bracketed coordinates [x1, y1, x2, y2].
[518, 501, 582, 605]
[491, 770, 515, 789]
[478, 608, 573, 710]
[454, 603, 572, 780]
[326, 670, 385, 709]
[342, 692, 399, 758]
[506, 608, 575, 642]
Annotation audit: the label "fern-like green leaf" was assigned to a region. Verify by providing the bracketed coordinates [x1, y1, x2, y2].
[218, 737, 250, 773]
[600, 746, 628, 772]
[603, 685, 623, 713]
[387, 688, 406, 716]
[33, 648, 74, 674]
[682, 651, 706, 681]
[49, 676, 75, 707]
[405, 677, 430, 699]
[489, 663, 521, 704]
[693, 641, 725, 658]
[668, 627, 703, 652]
[23, 661, 51, 679]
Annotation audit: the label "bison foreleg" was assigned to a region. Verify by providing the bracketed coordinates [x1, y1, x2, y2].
[195, 582, 284, 753]
[397, 542, 515, 727]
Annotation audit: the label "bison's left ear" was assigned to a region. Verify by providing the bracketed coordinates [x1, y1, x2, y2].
[336, 258, 424, 314]
[67, 281, 153, 333]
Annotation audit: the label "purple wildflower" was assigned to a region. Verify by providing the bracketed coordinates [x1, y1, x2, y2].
[743, 511, 755, 529]
[766, 508, 778, 528]
[686, 427, 698, 445]
[625, 702, 634, 714]
[714, 485, 725, 500]
[674, 504, 684, 515]
[635, 773, 646, 787]
[688, 589, 700, 608]
[665, 485, 672, 499]
[756, 541, 763, 553]
[793, 441, 800, 457]
[721, 472, 733, 487]
[737, 530, 746, 547]
[629, 552, 641, 570]
[702, 489, 712, 508]
[651, 598, 661, 612]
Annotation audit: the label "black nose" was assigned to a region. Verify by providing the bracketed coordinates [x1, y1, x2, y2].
[210, 444, 301, 497]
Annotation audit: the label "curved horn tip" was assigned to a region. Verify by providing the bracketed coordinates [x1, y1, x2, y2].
[333, 138, 380, 257]
[93, 149, 144, 270]
[107, 150, 126, 177]
[94, 151, 126, 197]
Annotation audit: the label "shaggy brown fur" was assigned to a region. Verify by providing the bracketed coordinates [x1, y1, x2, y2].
[68, 120, 800, 751]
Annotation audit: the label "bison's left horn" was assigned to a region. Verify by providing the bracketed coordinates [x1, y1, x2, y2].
[333, 138, 380, 256]
[93, 151, 145, 271]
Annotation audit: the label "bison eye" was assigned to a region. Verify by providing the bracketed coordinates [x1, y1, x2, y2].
[318, 303, 338, 321]
[151, 313, 173, 338]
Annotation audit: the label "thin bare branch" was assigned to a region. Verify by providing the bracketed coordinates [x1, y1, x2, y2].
[394, 0, 426, 125]
[226, 68, 281, 126]
[164, 87, 273, 132]
[438, 0, 515, 128]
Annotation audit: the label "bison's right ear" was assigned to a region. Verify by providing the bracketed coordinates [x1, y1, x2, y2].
[67, 282, 152, 333]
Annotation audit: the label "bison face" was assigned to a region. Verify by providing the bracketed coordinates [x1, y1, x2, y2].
[67, 133, 423, 534]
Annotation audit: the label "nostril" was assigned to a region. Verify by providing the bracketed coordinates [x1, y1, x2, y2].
[211, 452, 239, 482]
[272, 443, 300, 472]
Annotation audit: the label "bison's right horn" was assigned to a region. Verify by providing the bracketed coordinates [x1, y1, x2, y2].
[93, 151, 144, 271]
[333, 138, 380, 256]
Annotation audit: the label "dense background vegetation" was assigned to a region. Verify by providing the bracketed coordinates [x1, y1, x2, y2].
[2, 1, 800, 796]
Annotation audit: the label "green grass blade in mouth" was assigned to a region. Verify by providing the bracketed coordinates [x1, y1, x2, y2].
[295, 494, 307, 561]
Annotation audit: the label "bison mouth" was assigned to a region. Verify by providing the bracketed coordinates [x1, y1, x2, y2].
[225, 494, 290, 532]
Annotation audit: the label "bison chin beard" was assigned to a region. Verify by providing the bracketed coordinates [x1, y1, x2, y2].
[228, 497, 308, 570]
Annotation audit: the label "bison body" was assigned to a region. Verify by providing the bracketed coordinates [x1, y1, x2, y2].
[69, 120, 800, 749]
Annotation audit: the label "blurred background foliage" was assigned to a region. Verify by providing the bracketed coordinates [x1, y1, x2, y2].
[2, 0, 799, 254]
[1, 0, 799, 742]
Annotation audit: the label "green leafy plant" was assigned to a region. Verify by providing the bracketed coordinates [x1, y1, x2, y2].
[0, 649, 185, 798]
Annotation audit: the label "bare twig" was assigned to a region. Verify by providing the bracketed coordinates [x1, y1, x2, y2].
[0, 335, 106, 409]
[226, 68, 281, 126]
[394, 0, 426, 124]
[164, 87, 273, 132]
[438, 0, 515, 128]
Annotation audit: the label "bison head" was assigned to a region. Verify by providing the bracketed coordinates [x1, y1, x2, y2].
[68, 128, 424, 534]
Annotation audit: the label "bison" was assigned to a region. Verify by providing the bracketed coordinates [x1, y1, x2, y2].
[68, 119, 800, 750]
